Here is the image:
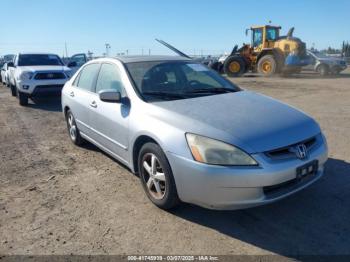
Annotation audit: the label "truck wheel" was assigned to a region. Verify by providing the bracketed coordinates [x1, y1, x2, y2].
[257, 55, 277, 76]
[10, 84, 17, 96]
[224, 56, 246, 77]
[18, 91, 28, 106]
[317, 64, 329, 76]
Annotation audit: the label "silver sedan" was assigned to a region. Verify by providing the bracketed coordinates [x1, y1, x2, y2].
[61, 56, 328, 210]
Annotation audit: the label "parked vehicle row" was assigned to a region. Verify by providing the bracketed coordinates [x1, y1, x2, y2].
[0, 48, 329, 211]
[1, 63, 10, 86]
[5, 53, 72, 105]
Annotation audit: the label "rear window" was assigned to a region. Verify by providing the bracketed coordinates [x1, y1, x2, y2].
[18, 54, 63, 66]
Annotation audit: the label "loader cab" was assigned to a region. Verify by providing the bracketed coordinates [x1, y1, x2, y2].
[249, 25, 281, 51]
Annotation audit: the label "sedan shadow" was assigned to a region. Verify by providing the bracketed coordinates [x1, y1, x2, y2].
[170, 158, 350, 257]
[28, 96, 62, 112]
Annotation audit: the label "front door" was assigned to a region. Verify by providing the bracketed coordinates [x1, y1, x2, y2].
[88, 63, 130, 163]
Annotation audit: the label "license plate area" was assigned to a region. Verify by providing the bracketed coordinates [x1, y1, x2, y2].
[296, 160, 318, 180]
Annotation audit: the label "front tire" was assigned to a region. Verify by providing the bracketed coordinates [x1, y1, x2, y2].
[257, 55, 277, 76]
[18, 91, 28, 106]
[224, 56, 246, 77]
[138, 142, 180, 210]
[66, 110, 84, 146]
[10, 84, 16, 96]
[317, 64, 329, 76]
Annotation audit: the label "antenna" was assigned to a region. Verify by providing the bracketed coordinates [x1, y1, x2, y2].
[155, 39, 192, 59]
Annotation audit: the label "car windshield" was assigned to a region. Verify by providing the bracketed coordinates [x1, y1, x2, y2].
[126, 61, 240, 101]
[18, 54, 63, 66]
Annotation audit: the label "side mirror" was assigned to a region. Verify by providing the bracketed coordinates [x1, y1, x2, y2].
[7, 62, 14, 68]
[99, 90, 121, 103]
[67, 61, 77, 68]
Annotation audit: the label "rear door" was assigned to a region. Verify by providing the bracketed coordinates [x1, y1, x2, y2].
[69, 63, 101, 137]
[88, 62, 130, 163]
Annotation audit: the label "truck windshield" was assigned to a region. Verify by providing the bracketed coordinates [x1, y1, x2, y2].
[266, 28, 278, 41]
[126, 61, 240, 101]
[18, 54, 63, 66]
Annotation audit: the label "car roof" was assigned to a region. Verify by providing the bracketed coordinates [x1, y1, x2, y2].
[113, 55, 192, 63]
[18, 52, 60, 56]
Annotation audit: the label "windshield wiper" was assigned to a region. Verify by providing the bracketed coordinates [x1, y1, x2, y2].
[142, 91, 188, 99]
[185, 87, 235, 94]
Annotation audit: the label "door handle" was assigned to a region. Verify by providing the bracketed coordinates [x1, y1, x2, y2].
[90, 101, 97, 108]
[70, 91, 75, 97]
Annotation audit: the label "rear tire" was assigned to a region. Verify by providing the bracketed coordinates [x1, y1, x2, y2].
[18, 91, 28, 106]
[224, 56, 246, 77]
[138, 142, 180, 210]
[66, 110, 84, 146]
[317, 64, 329, 76]
[257, 55, 277, 76]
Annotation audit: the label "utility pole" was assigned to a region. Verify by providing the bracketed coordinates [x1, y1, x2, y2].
[65, 42, 68, 58]
[105, 43, 111, 56]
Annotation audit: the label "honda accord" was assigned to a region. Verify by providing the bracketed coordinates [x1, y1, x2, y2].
[61, 56, 328, 210]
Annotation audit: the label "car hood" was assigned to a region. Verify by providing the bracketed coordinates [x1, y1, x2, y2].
[151, 91, 321, 153]
[317, 57, 345, 63]
[18, 65, 71, 72]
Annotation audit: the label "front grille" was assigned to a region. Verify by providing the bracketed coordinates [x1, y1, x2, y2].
[265, 136, 316, 160]
[32, 85, 64, 97]
[34, 72, 66, 80]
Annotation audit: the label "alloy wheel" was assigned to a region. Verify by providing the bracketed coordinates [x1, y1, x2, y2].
[67, 113, 77, 141]
[141, 153, 166, 200]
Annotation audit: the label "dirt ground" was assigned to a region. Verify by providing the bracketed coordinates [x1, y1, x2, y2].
[0, 69, 349, 258]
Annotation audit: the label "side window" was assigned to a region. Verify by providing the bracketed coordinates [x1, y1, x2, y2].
[253, 29, 263, 47]
[76, 63, 100, 91]
[95, 63, 125, 94]
[266, 28, 277, 41]
[72, 72, 81, 86]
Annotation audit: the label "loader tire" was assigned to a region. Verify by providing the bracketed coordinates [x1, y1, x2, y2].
[224, 56, 246, 77]
[258, 55, 277, 76]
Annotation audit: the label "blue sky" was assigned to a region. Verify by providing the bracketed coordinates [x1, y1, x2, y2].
[1, 0, 349, 57]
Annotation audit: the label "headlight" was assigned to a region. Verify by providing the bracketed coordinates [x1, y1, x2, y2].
[186, 133, 258, 166]
[19, 72, 34, 81]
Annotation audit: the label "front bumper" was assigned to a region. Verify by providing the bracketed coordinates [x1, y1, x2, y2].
[17, 79, 68, 97]
[167, 137, 328, 210]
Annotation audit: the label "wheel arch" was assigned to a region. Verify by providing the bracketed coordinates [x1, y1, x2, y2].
[316, 62, 329, 71]
[131, 134, 162, 175]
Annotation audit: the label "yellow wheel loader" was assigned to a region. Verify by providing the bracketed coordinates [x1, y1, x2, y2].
[222, 25, 310, 77]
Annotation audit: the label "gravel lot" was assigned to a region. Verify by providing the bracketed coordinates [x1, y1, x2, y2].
[0, 69, 349, 258]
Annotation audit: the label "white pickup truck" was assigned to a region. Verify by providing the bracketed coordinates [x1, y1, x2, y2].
[8, 53, 72, 106]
